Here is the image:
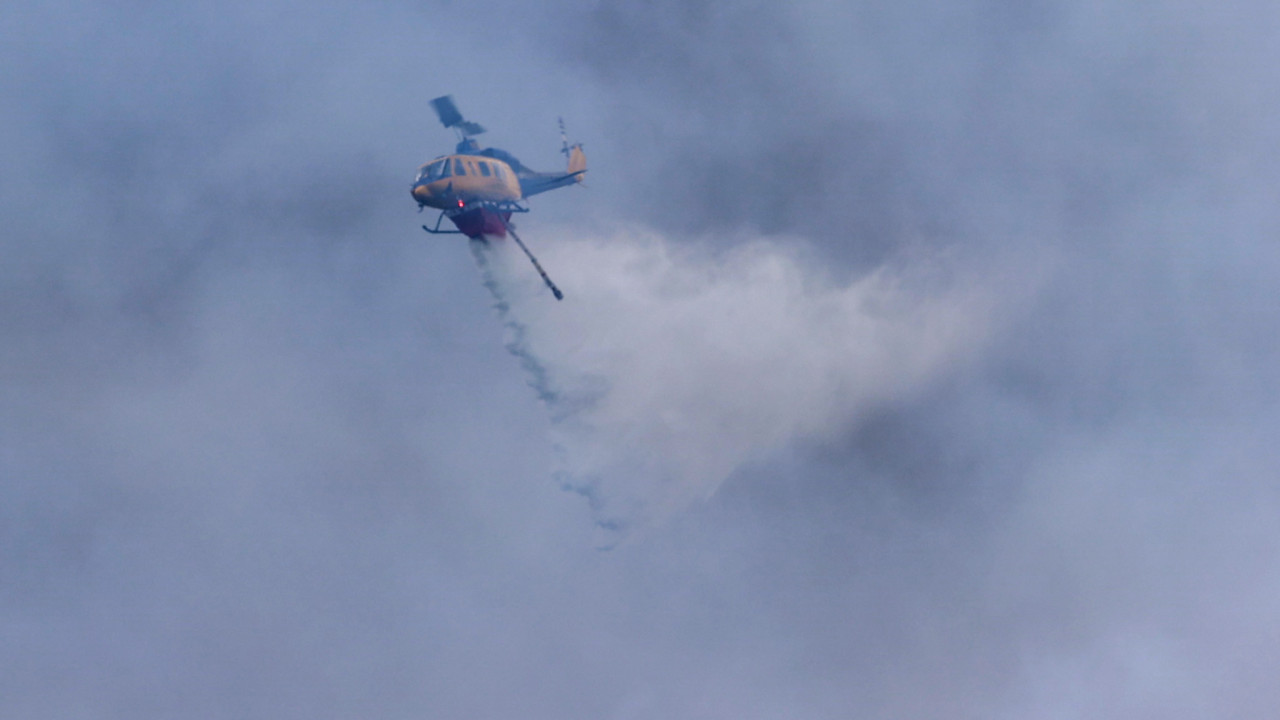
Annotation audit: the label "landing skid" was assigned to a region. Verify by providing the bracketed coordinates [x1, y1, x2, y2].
[419, 201, 559, 300]
[420, 201, 530, 235]
[421, 211, 464, 235]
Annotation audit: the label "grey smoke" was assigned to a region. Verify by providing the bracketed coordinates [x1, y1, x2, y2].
[4, 1, 1280, 718]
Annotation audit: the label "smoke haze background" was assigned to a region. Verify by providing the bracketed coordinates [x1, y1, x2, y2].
[3, 1, 1280, 718]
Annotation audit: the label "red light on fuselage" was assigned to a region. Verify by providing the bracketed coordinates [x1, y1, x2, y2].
[457, 199, 465, 208]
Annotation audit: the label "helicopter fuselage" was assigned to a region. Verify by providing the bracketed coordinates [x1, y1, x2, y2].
[411, 153, 522, 210]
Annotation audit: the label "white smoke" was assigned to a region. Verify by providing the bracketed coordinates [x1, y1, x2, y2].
[474, 225, 1011, 535]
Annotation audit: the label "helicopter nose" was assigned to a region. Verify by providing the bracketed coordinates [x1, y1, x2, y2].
[412, 183, 432, 205]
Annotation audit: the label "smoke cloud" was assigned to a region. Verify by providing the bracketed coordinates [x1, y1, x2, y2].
[478, 227, 1011, 535]
[5, 1, 1280, 718]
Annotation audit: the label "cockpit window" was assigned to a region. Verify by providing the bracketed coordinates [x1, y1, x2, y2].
[478, 162, 491, 177]
[453, 158, 466, 176]
[417, 160, 450, 182]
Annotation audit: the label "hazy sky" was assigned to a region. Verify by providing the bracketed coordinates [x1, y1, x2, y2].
[4, 1, 1280, 718]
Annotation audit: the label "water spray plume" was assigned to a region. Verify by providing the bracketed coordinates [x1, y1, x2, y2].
[467, 239, 561, 406]
[467, 227, 1000, 539]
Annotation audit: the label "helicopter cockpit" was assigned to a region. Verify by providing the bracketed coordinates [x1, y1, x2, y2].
[416, 159, 451, 183]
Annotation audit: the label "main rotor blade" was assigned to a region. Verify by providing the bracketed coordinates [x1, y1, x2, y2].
[430, 95, 463, 128]
[430, 95, 485, 135]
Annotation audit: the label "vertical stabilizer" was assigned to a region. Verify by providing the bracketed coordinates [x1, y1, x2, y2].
[567, 144, 586, 180]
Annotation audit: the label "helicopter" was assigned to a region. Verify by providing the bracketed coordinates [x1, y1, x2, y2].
[412, 95, 586, 300]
